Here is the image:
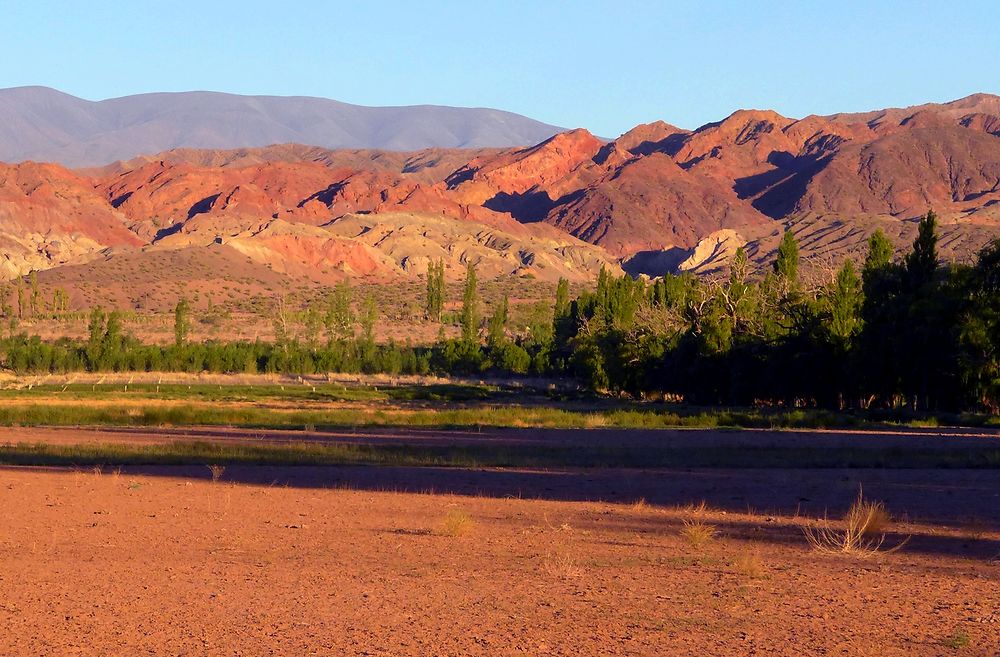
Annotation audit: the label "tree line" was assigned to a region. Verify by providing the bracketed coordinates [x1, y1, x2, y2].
[1, 211, 999, 412]
[552, 212, 1000, 412]
[0, 272, 70, 323]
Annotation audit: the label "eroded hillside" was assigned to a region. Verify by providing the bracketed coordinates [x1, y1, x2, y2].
[2, 93, 999, 291]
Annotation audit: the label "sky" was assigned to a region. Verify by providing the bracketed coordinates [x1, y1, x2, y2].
[2, 1, 998, 137]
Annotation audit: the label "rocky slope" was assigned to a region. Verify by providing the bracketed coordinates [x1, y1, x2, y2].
[1, 93, 999, 290]
[0, 162, 142, 278]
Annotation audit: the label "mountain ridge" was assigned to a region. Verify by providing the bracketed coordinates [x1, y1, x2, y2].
[1, 92, 999, 293]
[0, 86, 565, 167]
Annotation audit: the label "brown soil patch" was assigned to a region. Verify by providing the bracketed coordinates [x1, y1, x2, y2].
[0, 441, 998, 655]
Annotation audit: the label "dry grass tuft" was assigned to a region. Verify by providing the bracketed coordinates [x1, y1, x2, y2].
[439, 509, 474, 537]
[541, 551, 583, 579]
[731, 548, 766, 579]
[542, 514, 574, 533]
[683, 500, 709, 515]
[680, 518, 717, 547]
[849, 496, 891, 537]
[207, 464, 226, 483]
[804, 488, 909, 557]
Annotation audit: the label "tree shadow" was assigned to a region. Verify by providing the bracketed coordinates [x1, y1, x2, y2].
[4, 454, 998, 560]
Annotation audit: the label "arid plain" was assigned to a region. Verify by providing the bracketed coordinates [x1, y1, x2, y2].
[1, 413, 998, 655]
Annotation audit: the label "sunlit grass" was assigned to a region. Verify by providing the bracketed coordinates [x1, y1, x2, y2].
[0, 382, 995, 432]
[803, 488, 910, 557]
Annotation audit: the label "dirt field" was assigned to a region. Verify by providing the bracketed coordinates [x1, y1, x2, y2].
[1, 428, 998, 655]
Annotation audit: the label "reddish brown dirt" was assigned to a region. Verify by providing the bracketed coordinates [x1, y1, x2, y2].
[0, 462, 997, 656]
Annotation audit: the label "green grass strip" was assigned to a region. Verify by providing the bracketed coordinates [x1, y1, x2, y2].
[1, 440, 997, 469]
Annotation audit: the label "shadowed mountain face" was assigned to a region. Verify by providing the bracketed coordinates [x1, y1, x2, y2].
[1, 93, 999, 285]
[0, 87, 565, 167]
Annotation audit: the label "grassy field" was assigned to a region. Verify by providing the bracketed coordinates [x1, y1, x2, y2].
[1, 438, 998, 469]
[0, 382, 496, 404]
[0, 381, 997, 432]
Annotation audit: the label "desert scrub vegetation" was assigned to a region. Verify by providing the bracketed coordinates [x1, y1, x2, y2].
[439, 509, 474, 537]
[679, 518, 717, 547]
[678, 501, 718, 547]
[940, 629, 971, 650]
[803, 489, 909, 557]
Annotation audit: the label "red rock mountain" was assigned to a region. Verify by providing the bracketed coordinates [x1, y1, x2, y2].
[0, 162, 142, 278]
[2, 93, 999, 285]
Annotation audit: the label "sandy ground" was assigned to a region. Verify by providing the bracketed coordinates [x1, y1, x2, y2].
[0, 429, 998, 655]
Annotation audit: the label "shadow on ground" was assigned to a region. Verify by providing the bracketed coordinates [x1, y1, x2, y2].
[5, 461, 996, 561]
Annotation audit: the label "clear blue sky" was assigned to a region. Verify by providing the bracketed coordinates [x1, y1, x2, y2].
[3, 1, 998, 137]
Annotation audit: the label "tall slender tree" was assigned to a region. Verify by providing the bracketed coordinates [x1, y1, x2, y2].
[460, 261, 479, 343]
[863, 229, 894, 276]
[828, 260, 863, 343]
[174, 298, 191, 347]
[487, 295, 509, 348]
[28, 271, 40, 318]
[774, 230, 800, 285]
[303, 305, 322, 348]
[554, 278, 570, 320]
[0, 283, 11, 318]
[904, 210, 939, 288]
[15, 279, 25, 320]
[86, 306, 106, 369]
[325, 281, 353, 342]
[272, 296, 289, 348]
[425, 258, 445, 322]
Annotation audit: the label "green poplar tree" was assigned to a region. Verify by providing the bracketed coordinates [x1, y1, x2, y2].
[487, 295, 509, 348]
[325, 281, 353, 342]
[15, 280, 25, 319]
[554, 278, 570, 320]
[174, 298, 191, 347]
[829, 260, 863, 342]
[425, 258, 445, 322]
[774, 230, 799, 284]
[28, 271, 40, 317]
[904, 210, 939, 288]
[863, 229, 894, 277]
[86, 307, 106, 369]
[460, 261, 479, 343]
[360, 296, 378, 347]
[303, 305, 322, 348]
